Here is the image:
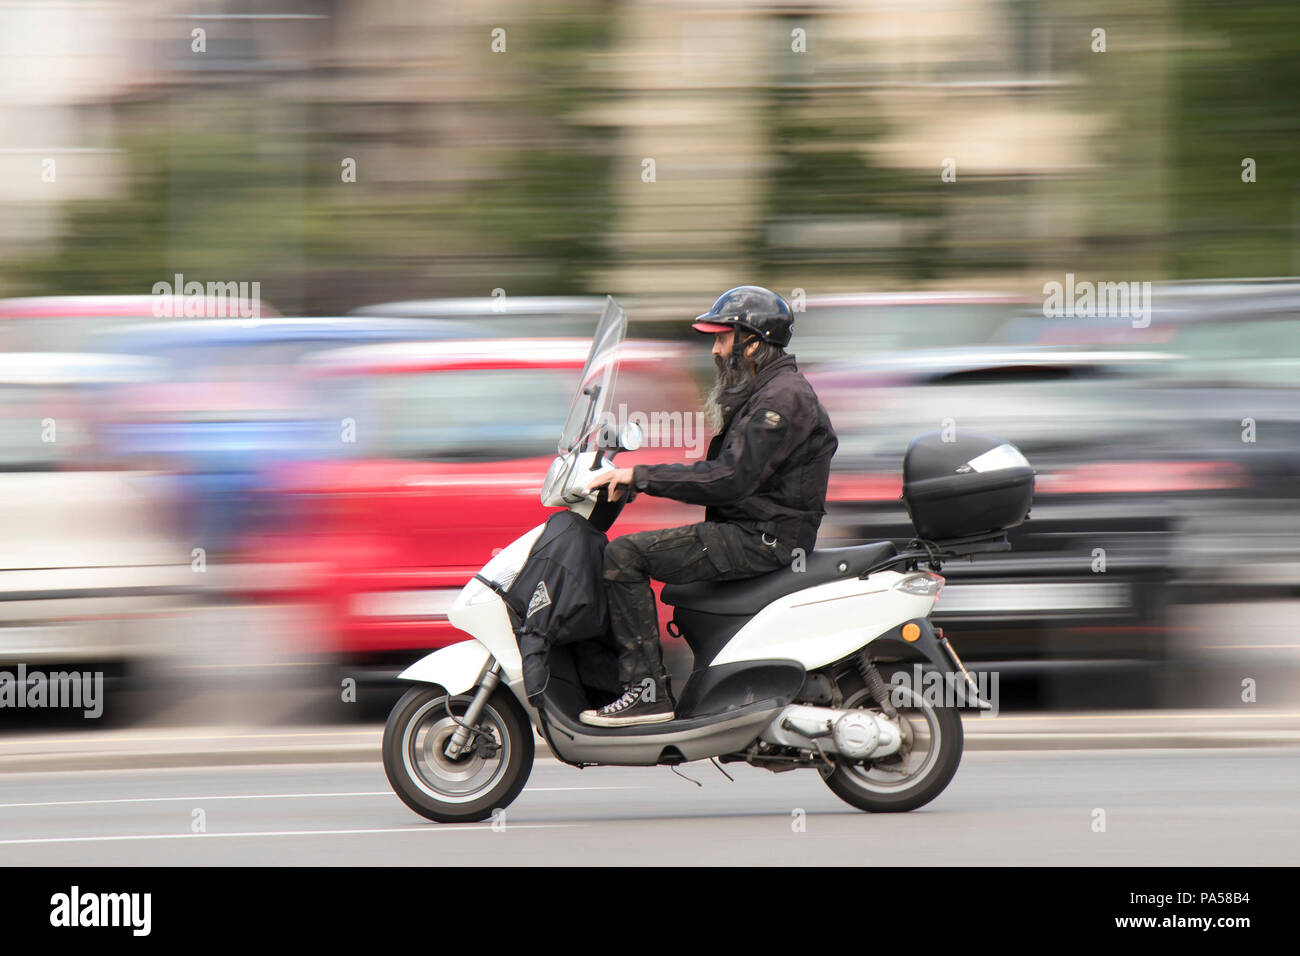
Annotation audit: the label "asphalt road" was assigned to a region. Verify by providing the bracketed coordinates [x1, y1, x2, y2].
[0, 747, 1296, 865]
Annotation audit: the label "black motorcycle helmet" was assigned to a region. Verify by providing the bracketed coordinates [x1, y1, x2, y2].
[691, 286, 794, 348]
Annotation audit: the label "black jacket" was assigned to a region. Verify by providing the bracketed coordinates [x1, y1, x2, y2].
[494, 509, 620, 703]
[630, 354, 837, 554]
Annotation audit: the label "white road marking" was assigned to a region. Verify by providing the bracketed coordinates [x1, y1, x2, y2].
[0, 824, 580, 846]
[0, 786, 639, 809]
[0, 791, 392, 809]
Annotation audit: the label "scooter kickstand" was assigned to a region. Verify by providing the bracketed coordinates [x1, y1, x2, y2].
[668, 764, 703, 787]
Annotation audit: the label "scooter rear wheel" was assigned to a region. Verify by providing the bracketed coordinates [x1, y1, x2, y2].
[820, 671, 963, 813]
[383, 685, 534, 823]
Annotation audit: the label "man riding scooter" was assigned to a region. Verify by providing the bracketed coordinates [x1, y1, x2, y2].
[581, 286, 838, 726]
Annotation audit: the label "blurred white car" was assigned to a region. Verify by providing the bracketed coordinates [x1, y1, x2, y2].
[0, 353, 193, 677]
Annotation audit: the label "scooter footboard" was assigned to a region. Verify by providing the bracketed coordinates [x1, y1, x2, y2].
[543, 700, 784, 766]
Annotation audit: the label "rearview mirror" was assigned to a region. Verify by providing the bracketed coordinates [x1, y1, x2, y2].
[618, 421, 644, 452]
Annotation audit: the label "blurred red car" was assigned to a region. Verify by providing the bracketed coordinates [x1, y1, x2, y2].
[262, 338, 705, 681]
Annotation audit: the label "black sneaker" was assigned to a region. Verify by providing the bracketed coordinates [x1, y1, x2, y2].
[580, 682, 675, 727]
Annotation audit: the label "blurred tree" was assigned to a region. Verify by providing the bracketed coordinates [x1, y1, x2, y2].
[454, 7, 615, 295]
[1167, 0, 1300, 277]
[758, 91, 950, 283]
[10, 114, 332, 308]
[6, 0, 1296, 308]
[4, 5, 615, 312]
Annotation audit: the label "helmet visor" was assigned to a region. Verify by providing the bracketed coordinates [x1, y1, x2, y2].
[691, 320, 735, 334]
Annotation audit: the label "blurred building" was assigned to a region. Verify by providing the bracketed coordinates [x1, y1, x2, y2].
[0, 1, 130, 258]
[1, 0, 1293, 310]
[0, 0, 1191, 311]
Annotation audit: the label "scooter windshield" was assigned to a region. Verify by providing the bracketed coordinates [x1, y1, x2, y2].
[557, 296, 626, 453]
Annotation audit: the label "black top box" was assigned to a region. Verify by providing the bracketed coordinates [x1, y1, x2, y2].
[902, 432, 1035, 542]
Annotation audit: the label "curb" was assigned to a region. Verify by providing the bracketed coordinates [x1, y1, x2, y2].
[0, 729, 383, 774]
[1, 714, 1298, 773]
[0, 746, 380, 774]
[964, 732, 1300, 751]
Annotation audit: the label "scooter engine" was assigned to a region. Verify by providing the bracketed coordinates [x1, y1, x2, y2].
[832, 712, 883, 759]
[761, 705, 902, 759]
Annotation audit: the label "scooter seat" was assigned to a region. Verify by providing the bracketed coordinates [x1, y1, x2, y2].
[661, 540, 898, 616]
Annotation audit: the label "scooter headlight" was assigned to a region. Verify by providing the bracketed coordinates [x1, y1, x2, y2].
[542, 451, 592, 507]
[893, 571, 945, 597]
[541, 455, 569, 506]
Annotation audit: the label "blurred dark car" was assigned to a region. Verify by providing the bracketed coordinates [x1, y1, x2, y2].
[989, 280, 1300, 596]
[791, 292, 1032, 369]
[1135, 310, 1300, 596]
[809, 345, 1253, 686]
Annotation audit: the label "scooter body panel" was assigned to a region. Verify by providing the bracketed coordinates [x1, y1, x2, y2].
[710, 569, 937, 670]
[397, 524, 546, 693]
[445, 522, 549, 680]
[396, 638, 492, 695]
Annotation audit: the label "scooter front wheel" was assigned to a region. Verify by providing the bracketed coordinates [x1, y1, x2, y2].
[383, 685, 534, 823]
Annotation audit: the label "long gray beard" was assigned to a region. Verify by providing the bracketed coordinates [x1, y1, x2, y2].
[704, 356, 755, 433]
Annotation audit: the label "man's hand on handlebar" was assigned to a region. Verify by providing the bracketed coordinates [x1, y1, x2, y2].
[585, 467, 634, 502]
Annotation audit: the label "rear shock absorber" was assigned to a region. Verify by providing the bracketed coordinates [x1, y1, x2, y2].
[856, 649, 897, 719]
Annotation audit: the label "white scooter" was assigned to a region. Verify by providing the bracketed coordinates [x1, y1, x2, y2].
[382, 299, 1032, 822]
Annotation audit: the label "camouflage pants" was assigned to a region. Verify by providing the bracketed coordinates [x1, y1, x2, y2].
[603, 521, 790, 686]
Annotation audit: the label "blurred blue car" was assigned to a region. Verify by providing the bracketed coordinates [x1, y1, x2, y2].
[90, 317, 481, 555]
